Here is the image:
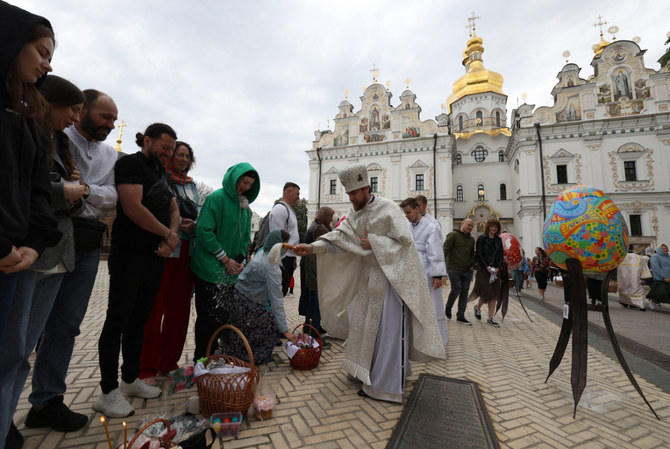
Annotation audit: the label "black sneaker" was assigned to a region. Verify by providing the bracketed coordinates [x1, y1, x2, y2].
[473, 306, 482, 320]
[456, 317, 472, 325]
[25, 395, 88, 432]
[487, 318, 500, 328]
[5, 422, 23, 449]
[445, 308, 452, 319]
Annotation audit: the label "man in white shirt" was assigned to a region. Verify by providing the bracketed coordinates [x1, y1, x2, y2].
[269, 182, 300, 296]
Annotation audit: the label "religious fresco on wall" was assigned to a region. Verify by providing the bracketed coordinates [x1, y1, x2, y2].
[635, 79, 651, 100]
[334, 127, 349, 147]
[607, 98, 644, 116]
[597, 84, 612, 104]
[555, 96, 581, 122]
[370, 107, 381, 130]
[403, 127, 420, 138]
[359, 117, 368, 133]
[364, 133, 384, 143]
[612, 68, 632, 101]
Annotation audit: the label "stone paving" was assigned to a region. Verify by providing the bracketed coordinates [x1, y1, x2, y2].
[11, 263, 670, 448]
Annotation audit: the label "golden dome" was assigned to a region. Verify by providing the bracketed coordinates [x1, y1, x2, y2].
[447, 32, 505, 113]
[592, 35, 610, 57]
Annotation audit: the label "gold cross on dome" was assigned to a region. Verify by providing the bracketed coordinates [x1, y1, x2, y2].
[466, 11, 480, 37]
[593, 15, 608, 36]
[117, 120, 126, 138]
[370, 64, 379, 83]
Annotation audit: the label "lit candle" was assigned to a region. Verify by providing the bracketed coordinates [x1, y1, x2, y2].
[100, 416, 113, 449]
[123, 421, 127, 449]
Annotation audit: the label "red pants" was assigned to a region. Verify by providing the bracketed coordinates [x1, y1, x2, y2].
[139, 242, 194, 378]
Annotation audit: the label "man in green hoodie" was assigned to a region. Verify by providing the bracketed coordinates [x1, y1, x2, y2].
[190, 162, 260, 360]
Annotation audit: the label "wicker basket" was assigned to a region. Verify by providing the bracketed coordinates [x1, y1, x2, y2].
[197, 324, 259, 418]
[555, 279, 564, 288]
[289, 323, 323, 371]
[608, 281, 618, 293]
[127, 418, 173, 449]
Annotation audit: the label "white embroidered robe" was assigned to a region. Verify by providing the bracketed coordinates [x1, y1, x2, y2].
[410, 217, 448, 344]
[312, 196, 445, 402]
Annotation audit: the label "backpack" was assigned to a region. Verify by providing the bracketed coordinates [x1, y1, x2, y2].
[251, 202, 290, 253]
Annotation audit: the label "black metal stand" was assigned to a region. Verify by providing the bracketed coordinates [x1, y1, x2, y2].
[545, 258, 659, 419]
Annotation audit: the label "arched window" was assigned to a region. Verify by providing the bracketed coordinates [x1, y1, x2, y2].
[458, 116, 464, 131]
[455, 153, 462, 165]
[496, 111, 501, 127]
[500, 184, 507, 200]
[456, 185, 463, 201]
[498, 150, 504, 162]
[476, 111, 483, 125]
[472, 147, 488, 162]
[477, 184, 485, 201]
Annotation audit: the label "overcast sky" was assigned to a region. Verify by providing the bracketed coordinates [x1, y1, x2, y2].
[13, 0, 670, 214]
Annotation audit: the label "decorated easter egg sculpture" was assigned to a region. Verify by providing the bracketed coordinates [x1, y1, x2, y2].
[501, 232, 523, 270]
[542, 185, 628, 273]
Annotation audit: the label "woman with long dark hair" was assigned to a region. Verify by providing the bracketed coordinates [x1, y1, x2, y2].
[470, 218, 504, 327]
[531, 247, 552, 301]
[140, 141, 200, 384]
[1, 75, 88, 441]
[0, 3, 62, 445]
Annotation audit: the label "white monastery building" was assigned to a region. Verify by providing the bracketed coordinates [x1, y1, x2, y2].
[306, 24, 670, 253]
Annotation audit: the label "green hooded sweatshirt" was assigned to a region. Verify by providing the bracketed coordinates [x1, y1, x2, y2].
[190, 162, 260, 284]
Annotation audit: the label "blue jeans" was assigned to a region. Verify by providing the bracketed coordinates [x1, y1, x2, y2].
[0, 272, 18, 349]
[0, 270, 65, 442]
[29, 248, 101, 408]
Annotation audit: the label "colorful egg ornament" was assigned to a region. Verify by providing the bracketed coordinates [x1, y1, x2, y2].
[542, 185, 628, 273]
[501, 232, 523, 270]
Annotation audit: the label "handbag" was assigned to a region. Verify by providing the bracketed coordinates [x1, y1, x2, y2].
[169, 181, 198, 220]
[71, 216, 107, 252]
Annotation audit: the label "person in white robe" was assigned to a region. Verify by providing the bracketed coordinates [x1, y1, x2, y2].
[294, 165, 445, 403]
[416, 194, 441, 232]
[618, 248, 652, 310]
[400, 197, 448, 344]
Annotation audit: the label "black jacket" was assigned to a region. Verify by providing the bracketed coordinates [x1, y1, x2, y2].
[475, 234, 503, 270]
[0, 1, 61, 258]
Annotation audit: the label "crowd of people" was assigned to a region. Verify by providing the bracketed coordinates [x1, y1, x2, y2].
[2, 3, 670, 448]
[0, 3, 305, 446]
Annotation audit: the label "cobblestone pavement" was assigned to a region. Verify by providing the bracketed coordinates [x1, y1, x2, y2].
[11, 263, 670, 448]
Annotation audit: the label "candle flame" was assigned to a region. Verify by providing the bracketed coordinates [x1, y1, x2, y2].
[100, 416, 106, 423]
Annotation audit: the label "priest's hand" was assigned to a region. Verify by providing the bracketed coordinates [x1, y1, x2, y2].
[360, 231, 371, 250]
[432, 278, 443, 290]
[293, 244, 313, 256]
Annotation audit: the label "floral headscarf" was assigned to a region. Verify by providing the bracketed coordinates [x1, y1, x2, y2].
[263, 229, 284, 254]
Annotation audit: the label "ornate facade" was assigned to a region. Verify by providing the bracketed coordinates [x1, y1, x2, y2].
[306, 27, 670, 252]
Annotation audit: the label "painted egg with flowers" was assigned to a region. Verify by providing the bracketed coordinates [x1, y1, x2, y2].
[542, 185, 628, 273]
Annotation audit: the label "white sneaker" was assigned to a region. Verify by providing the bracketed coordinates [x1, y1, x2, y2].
[120, 378, 162, 399]
[93, 389, 134, 418]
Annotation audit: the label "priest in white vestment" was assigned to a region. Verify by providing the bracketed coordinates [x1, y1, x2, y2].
[400, 197, 448, 344]
[295, 165, 445, 403]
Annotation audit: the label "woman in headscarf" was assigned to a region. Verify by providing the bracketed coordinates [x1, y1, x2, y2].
[215, 229, 298, 365]
[140, 141, 200, 384]
[190, 162, 259, 361]
[647, 244, 670, 308]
